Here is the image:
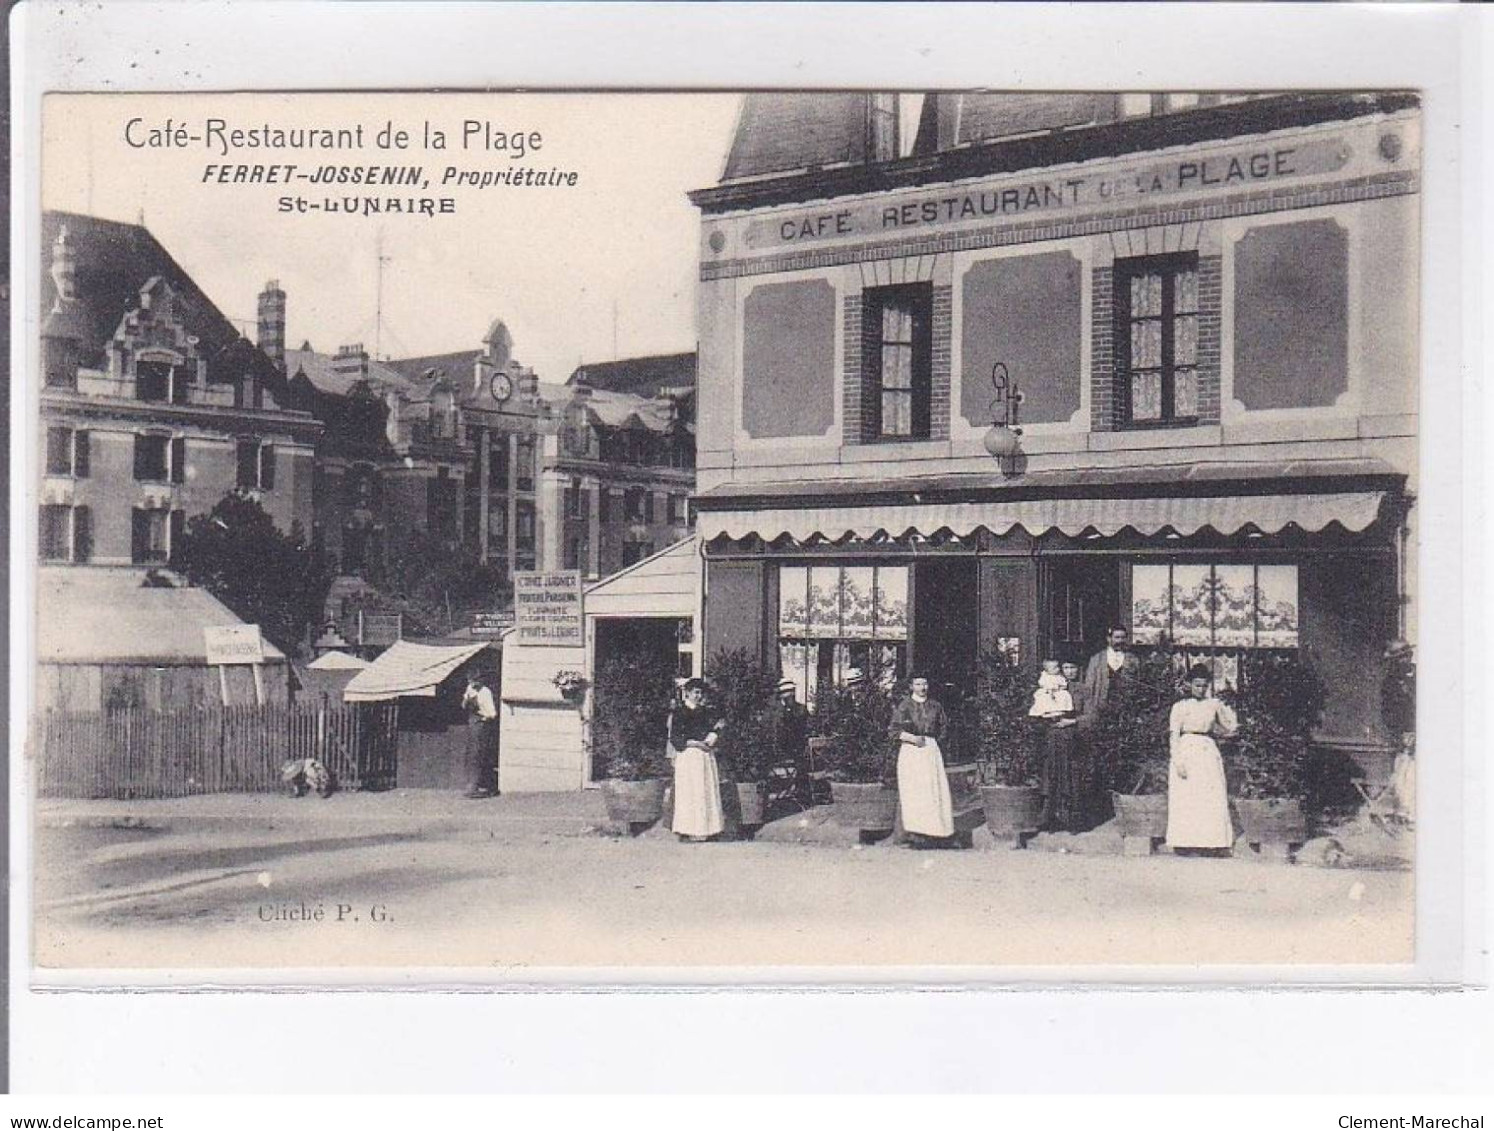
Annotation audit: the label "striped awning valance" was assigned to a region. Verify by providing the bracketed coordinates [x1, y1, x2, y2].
[698, 491, 1387, 543]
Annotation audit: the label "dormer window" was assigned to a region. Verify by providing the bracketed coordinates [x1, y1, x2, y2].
[135, 358, 189, 404]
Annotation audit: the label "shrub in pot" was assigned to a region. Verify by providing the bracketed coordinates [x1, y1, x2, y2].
[590, 654, 676, 829]
[965, 649, 1045, 843]
[1091, 644, 1179, 843]
[705, 648, 779, 830]
[813, 680, 899, 833]
[1224, 652, 1325, 852]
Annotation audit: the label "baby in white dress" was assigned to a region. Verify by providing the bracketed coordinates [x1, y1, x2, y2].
[1029, 659, 1075, 719]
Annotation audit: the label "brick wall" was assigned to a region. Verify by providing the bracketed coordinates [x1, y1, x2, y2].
[1090, 266, 1115, 431]
[930, 284, 952, 441]
[1196, 255, 1223, 422]
[842, 293, 866, 444]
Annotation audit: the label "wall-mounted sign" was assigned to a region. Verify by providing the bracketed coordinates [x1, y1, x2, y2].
[513, 570, 584, 646]
[471, 611, 516, 638]
[743, 135, 1356, 251]
[203, 624, 265, 665]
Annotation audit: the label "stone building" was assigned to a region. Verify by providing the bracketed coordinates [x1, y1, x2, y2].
[690, 92, 1418, 773]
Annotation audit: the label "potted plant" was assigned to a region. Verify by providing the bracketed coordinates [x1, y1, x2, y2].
[705, 649, 780, 833]
[1091, 644, 1180, 852]
[966, 649, 1045, 846]
[589, 654, 675, 832]
[552, 669, 587, 703]
[1225, 652, 1325, 858]
[814, 679, 900, 835]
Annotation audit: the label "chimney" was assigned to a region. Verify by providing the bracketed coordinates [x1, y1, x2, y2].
[333, 342, 369, 381]
[257, 280, 287, 371]
[49, 224, 77, 304]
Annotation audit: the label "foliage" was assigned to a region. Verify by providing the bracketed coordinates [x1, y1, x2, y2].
[1091, 645, 1181, 796]
[1222, 652, 1325, 800]
[366, 526, 508, 637]
[589, 653, 676, 781]
[703, 649, 780, 782]
[552, 670, 586, 697]
[964, 649, 1044, 788]
[810, 680, 898, 784]
[170, 491, 332, 660]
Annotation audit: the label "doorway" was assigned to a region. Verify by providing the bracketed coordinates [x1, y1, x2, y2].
[1042, 558, 1121, 663]
[912, 558, 979, 703]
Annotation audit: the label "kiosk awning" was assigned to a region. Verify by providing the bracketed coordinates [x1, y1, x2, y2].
[342, 640, 488, 702]
[697, 491, 1388, 543]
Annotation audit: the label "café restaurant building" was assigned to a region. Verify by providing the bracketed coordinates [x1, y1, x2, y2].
[689, 92, 1419, 772]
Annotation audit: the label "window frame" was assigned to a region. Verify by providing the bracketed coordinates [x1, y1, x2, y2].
[134, 432, 172, 483]
[776, 562, 911, 697]
[1127, 560, 1302, 651]
[863, 283, 933, 443]
[1113, 252, 1202, 429]
[46, 426, 89, 478]
[235, 438, 275, 490]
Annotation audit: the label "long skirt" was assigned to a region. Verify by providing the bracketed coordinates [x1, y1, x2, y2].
[671, 746, 725, 837]
[1165, 734, 1233, 849]
[1041, 724, 1098, 832]
[897, 737, 954, 837]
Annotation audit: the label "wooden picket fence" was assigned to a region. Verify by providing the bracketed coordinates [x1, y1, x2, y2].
[34, 702, 400, 799]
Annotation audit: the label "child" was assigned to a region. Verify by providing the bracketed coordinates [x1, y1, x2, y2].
[1028, 658, 1074, 719]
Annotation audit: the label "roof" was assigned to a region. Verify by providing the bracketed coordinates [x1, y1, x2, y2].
[40, 211, 283, 391]
[284, 347, 424, 399]
[384, 349, 482, 393]
[542, 385, 680, 433]
[342, 640, 489, 702]
[722, 93, 873, 181]
[307, 650, 370, 671]
[690, 91, 1420, 215]
[695, 458, 1406, 510]
[568, 352, 696, 398]
[36, 568, 288, 666]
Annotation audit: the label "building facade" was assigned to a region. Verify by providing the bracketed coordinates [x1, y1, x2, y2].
[690, 92, 1418, 771]
[39, 213, 320, 571]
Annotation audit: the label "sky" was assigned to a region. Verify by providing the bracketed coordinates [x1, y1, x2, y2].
[42, 92, 742, 380]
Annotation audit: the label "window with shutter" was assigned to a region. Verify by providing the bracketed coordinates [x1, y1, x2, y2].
[170, 437, 186, 485]
[135, 435, 169, 482]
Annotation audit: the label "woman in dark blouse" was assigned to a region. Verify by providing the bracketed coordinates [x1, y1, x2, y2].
[889, 675, 954, 844]
[667, 678, 726, 841]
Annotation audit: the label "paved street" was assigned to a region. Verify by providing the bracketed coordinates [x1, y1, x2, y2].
[30, 791, 1413, 972]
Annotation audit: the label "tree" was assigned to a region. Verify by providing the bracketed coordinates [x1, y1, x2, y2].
[170, 490, 332, 659]
[366, 526, 507, 637]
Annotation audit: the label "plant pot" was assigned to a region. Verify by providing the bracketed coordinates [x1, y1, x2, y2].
[1111, 792, 1169, 839]
[601, 778, 667, 827]
[830, 781, 898, 832]
[1234, 797, 1308, 846]
[980, 784, 1044, 843]
[734, 780, 767, 827]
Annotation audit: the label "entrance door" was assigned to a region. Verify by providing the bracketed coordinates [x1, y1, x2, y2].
[593, 617, 689, 681]
[1043, 558, 1120, 662]
[912, 558, 979, 704]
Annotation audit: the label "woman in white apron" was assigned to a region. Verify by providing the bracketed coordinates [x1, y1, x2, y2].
[891, 675, 954, 846]
[1166, 664, 1239, 853]
[667, 679, 725, 841]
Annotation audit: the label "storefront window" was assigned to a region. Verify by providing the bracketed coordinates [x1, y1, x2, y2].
[778, 564, 909, 704]
[1131, 562, 1299, 650]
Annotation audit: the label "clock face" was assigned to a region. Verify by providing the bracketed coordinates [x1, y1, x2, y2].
[490, 372, 513, 402]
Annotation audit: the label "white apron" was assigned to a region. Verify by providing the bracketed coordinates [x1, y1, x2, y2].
[671, 746, 725, 837]
[1165, 734, 1233, 849]
[897, 736, 954, 837]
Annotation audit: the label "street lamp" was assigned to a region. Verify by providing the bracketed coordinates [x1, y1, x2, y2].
[983, 362, 1024, 471]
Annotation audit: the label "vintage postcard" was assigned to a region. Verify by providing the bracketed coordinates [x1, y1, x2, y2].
[25, 86, 1423, 977]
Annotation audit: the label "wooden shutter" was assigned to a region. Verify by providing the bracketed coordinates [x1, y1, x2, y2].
[74, 431, 90, 478]
[169, 510, 186, 561]
[170, 437, 186, 484]
[133, 435, 149, 480]
[46, 427, 71, 475]
[131, 509, 148, 563]
[73, 506, 93, 563]
[260, 443, 276, 490]
[645, 491, 655, 523]
[704, 560, 767, 667]
[236, 441, 257, 487]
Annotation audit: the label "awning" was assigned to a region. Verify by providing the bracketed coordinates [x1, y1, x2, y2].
[342, 640, 488, 702]
[697, 491, 1387, 543]
[307, 650, 370, 671]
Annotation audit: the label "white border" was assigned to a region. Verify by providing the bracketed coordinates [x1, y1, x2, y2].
[9, 0, 1489, 1096]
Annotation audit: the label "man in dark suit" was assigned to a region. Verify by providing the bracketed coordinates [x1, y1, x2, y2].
[1081, 625, 1140, 712]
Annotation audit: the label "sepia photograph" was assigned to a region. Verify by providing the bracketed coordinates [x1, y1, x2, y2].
[26, 86, 1422, 975]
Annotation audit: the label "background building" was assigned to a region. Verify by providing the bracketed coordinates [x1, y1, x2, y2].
[690, 92, 1418, 774]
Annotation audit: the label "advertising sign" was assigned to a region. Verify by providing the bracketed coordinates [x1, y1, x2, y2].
[513, 571, 584, 645]
[203, 624, 266, 665]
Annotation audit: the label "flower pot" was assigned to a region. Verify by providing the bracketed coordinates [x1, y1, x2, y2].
[1111, 792, 1169, 839]
[1234, 797, 1308, 847]
[734, 780, 767, 827]
[830, 781, 898, 832]
[980, 784, 1044, 843]
[601, 778, 667, 827]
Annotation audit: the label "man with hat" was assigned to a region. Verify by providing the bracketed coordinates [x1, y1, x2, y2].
[772, 677, 812, 805]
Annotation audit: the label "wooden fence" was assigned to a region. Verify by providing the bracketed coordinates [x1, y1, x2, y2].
[34, 703, 400, 799]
